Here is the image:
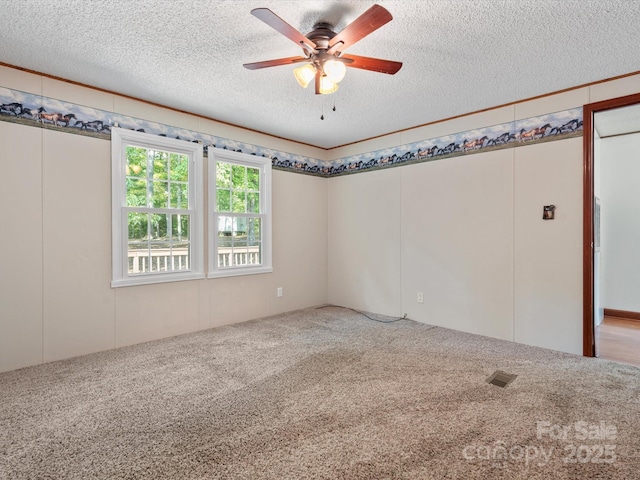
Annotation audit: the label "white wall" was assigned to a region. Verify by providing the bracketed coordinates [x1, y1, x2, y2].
[0, 121, 43, 372]
[328, 88, 591, 355]
[327, 168, 402, 316]
[513, 138, 583, 354]
[4, 64, 640, 371]
[0, 67, 328, 373]
[401, 149, 514, 340]
[600, 132, 640, 312]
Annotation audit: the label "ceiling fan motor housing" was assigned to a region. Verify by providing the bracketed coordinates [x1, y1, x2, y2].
[306, 22, 337, 50]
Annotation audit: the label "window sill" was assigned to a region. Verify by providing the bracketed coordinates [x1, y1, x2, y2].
[207, 266, 273, 279]
[111, 271, 205, 288]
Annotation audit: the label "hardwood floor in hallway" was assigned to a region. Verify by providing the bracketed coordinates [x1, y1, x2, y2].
[597, 316, 640, 368]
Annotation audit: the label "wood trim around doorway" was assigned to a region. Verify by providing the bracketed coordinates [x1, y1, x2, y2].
[583, 92, 640, 357]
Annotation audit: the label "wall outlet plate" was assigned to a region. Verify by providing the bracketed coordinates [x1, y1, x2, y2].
[277, 287, 283, 297]
[417, 292, 424, 303]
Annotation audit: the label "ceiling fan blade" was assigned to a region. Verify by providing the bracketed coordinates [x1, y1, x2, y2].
[341, 54, 402, 74]
[243, 56, 309, 70]
[327, 4, 392, 55]
[251, 8, 316, 51]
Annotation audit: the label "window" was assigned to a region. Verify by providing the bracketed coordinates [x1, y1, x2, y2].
[209, 149, 272, 277]
[111, 128, 204, 287]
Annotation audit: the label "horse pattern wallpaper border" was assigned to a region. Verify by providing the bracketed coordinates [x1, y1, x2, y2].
[0, 86, 583, 177]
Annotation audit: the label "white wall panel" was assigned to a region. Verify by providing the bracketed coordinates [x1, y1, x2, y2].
[327, 168, 402, 317]
[514, 138, 583, 354]
[0, 122, 44, 372]
[114, 96, 199, 131]
[269, 171, 327, 312]
[0, 64, 42, 94]
[115, 280, 202, 348]
[401, 150, 514, 340]
[43, 77, 113, 113]
[590, 74, 640, 103]
[599, 133, 640, 312]
[42, 131, 115, 362]
[514, 88, 589, 120]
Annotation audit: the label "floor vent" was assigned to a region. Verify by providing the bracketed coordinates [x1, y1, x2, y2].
[486, 370, 517, 388]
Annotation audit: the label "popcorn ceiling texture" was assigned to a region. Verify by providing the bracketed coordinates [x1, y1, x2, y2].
[1, 1, 639, 148]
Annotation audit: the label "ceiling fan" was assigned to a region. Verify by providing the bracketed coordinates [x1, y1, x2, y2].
[243, 4, 402, 95]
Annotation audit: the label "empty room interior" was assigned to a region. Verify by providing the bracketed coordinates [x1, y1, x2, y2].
[2, 1, 640, 479]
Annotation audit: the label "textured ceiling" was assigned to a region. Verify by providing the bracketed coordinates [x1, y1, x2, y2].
[1, 1, 640, 149]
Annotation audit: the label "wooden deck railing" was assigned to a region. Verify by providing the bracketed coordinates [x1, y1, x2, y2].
[128, 246, 260, 273]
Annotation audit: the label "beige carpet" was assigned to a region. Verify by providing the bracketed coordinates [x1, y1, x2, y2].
[1, 305, 639, 479]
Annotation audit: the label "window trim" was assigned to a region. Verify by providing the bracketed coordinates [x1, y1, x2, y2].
[208, 149, 273, 278]
[111, 127, 204, 287]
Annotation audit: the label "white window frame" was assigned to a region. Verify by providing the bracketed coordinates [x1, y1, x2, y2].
[208, 149, 272, 278]
[111, 127, 204, 287]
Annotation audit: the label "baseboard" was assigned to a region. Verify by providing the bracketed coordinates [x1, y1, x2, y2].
[604, 308, 640, 322]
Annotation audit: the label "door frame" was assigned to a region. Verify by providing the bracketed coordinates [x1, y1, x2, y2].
[582, 92, 640, 356]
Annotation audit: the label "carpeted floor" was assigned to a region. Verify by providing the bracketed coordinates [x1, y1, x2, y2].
[1, 305, 639, 479]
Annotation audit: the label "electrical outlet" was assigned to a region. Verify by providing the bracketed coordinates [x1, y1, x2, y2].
[417, 292, 424, 304]
[277, 287, 283, 297]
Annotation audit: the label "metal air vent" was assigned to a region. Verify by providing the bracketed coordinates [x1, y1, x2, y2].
[486, 370, 517, 388]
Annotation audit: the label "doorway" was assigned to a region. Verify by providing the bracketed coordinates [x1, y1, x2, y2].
[583, 92, 640, 359]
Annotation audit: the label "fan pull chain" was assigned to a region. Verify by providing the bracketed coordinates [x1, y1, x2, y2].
[319, 96, 338, 120]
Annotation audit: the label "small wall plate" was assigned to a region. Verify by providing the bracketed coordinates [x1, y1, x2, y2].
[543, 205, 556, 220]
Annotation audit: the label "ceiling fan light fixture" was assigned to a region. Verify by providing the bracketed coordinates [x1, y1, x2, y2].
[294, 64, 316, 88]
[245, 5, 402, 96]
[323, 59, 346, 83]
[319, 76, 339, 95]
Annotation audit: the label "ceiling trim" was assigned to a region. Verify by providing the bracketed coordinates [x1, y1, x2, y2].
[327, 69, 640, 151]
[0, 61, 322, 151]
[0, 82, 583, 180]
[3, 61, 640, 152]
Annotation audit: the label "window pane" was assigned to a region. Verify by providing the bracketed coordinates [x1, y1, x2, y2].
[171, 242, 190, 271]
[170, 153, 189, 182]
[232, 191, 246, 213]
[171, 214, 189, 241]
[151, 150, 169, 180]
[149, 243, 171, 272]
[126, 146, 147, 177]
[151, 181, 169, 208]
[247, 192, 259, 213]
[247, 167, 260, 191]
[126, 178, 147, 207]
[233, 241, 248, 266]
[128, 243, 149, 275]
[128, 212, 149, 274]
[216, 162, 231, 188]
[218, 216, 233, 242]
[149, 214, 169, 240]
[232, 164, 246, 189]
[217, 188, 231, 212]
[249, 242, 262, 265]
[217, 217, 232, 267]
[247, 217, 261, 244]
[233, 217, 247, 237]
[128, 212, 148, 241]
[170, 183, 188, 209]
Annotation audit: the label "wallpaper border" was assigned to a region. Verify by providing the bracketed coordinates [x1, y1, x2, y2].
[1, 86, 583, 177]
